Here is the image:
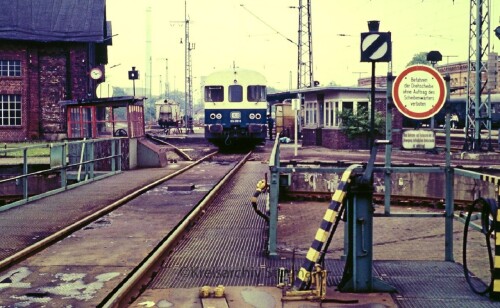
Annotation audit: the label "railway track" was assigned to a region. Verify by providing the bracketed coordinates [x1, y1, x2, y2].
[100, 151, 251, 307]
[434, 131, 499, 152]
[282, 191, 472, 210]
[0, 151, 250, 307]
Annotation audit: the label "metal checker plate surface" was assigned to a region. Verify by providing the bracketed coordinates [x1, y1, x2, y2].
[148, 159, 499, 307]
[374, 261, 497, 308]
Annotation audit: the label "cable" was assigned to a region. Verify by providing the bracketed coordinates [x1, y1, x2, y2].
[462, 197, 496, 295]
[240, 4, 297, 46]
[250, 179, 269, 224]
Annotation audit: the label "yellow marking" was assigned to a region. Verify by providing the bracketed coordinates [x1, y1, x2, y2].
[496, 235, 500, 246]
[495, 256, 500, 269]
[306, 248, 320, 262]
[341, 171, 353, 182]
[296, 267, 310, 282]
[315, 229, 329, 242]
[494, 280, 500, 292]
[332, 190, 346, 203]
[323, 209, 337, 223]
[331, 189, 342, 201]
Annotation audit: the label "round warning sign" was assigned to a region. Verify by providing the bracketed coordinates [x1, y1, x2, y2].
[392, 65, 446, 120]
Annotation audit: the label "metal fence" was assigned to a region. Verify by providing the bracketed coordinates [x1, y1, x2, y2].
[0, 138, 123, 211]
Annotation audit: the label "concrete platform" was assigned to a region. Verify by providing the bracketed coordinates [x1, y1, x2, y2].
[136, 286, 396, 308]
[0, 158, 240, 306]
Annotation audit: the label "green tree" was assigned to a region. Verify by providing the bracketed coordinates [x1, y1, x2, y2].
[339, 106, 385, 139]
[112, 86, 127, 97]
[406, 52, 429, 67]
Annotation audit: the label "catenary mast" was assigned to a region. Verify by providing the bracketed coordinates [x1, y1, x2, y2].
[464, 0, 492, 151]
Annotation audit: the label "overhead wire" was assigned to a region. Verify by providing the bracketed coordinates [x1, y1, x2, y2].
[240, 4, 297, 46]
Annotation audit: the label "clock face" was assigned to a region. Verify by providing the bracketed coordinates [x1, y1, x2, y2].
[90, 68, 103, 80]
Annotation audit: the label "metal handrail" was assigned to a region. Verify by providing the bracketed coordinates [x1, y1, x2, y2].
[266, 139, 500, 261]
[0, 138, 124, 211]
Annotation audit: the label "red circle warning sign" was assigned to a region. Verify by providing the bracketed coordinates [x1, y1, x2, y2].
[392, 65, 446, 120]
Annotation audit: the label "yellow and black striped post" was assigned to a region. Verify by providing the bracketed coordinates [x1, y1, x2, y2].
[478, 173, 500, 300]
[292, 164, 361, 290]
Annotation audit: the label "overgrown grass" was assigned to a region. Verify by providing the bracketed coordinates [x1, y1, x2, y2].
[0, 142, 51, 157]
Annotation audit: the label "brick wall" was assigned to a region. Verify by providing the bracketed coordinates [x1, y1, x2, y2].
[39, 48, 67, 138]
[301, 96, 404, 150]
[0, 44, 29, 141]
[0, 41, 90, 141]
[321, 129, 371, 150]
[27, 44, 41, 139]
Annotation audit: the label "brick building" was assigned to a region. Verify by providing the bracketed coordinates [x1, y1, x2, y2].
[358, 56, 500, 96]
[268, 87, 403, 150]
[0, 0, 110, 141]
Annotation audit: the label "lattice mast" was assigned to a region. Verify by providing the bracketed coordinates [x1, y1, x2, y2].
[297, 0, 314, 89]
[464, 0, 492, 151]
[145, 1, 153, 121]
[165, 58, 170, 99]
[184, 0, 194, 132]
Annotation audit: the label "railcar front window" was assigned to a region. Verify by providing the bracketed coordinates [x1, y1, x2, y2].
[229, 85, 243, 102]
[205, 86, 224, 102]
[247, 85, 266, 102]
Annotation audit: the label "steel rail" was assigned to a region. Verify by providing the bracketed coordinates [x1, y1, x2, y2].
[99, 151, 252, 308]
[146, 133, 194, 161]
[0, 150, 218, 272]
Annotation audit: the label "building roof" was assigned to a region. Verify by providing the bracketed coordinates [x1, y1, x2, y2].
[59, 96, 146, 107]
[289, 86, 386, 94]
[0, 0, 107, 42]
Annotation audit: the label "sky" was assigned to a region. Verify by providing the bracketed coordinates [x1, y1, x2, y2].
[104, 0, 499, 98]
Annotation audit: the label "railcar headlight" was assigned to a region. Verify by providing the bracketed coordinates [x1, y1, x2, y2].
[255, 113, 262, 120]
[249, 113, 256, 120]
[210, 113, 216, 120]
[216, 113, 222, 120]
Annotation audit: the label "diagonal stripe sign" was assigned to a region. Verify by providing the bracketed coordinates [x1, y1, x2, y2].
[360, 32, 391, 62]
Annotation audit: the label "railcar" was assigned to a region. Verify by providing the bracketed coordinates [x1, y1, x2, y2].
[204, 69, 268, 146]
[272, 101, 296, 138]
[156, 100, 181, 129]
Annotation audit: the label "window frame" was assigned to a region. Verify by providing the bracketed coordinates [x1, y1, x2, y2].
[0, 94, 22, 126]
[304, 101, 318, 126]
[247, 85, 266, 102]
[0, 60, 21, 77]
[228, 84, 243, 102]
[323, 100, 370, 128]
[204, 86, 224, 102]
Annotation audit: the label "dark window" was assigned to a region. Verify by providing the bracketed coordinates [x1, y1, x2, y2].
[343, 101, 354, 113]
[247, 85, 266, 102]
[205, 86, 224, 102]
[0, 60, 21, 77]
[357, 102, 369, 120]
[0, 94, 21, 126]
[229, 85, 243, 102]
